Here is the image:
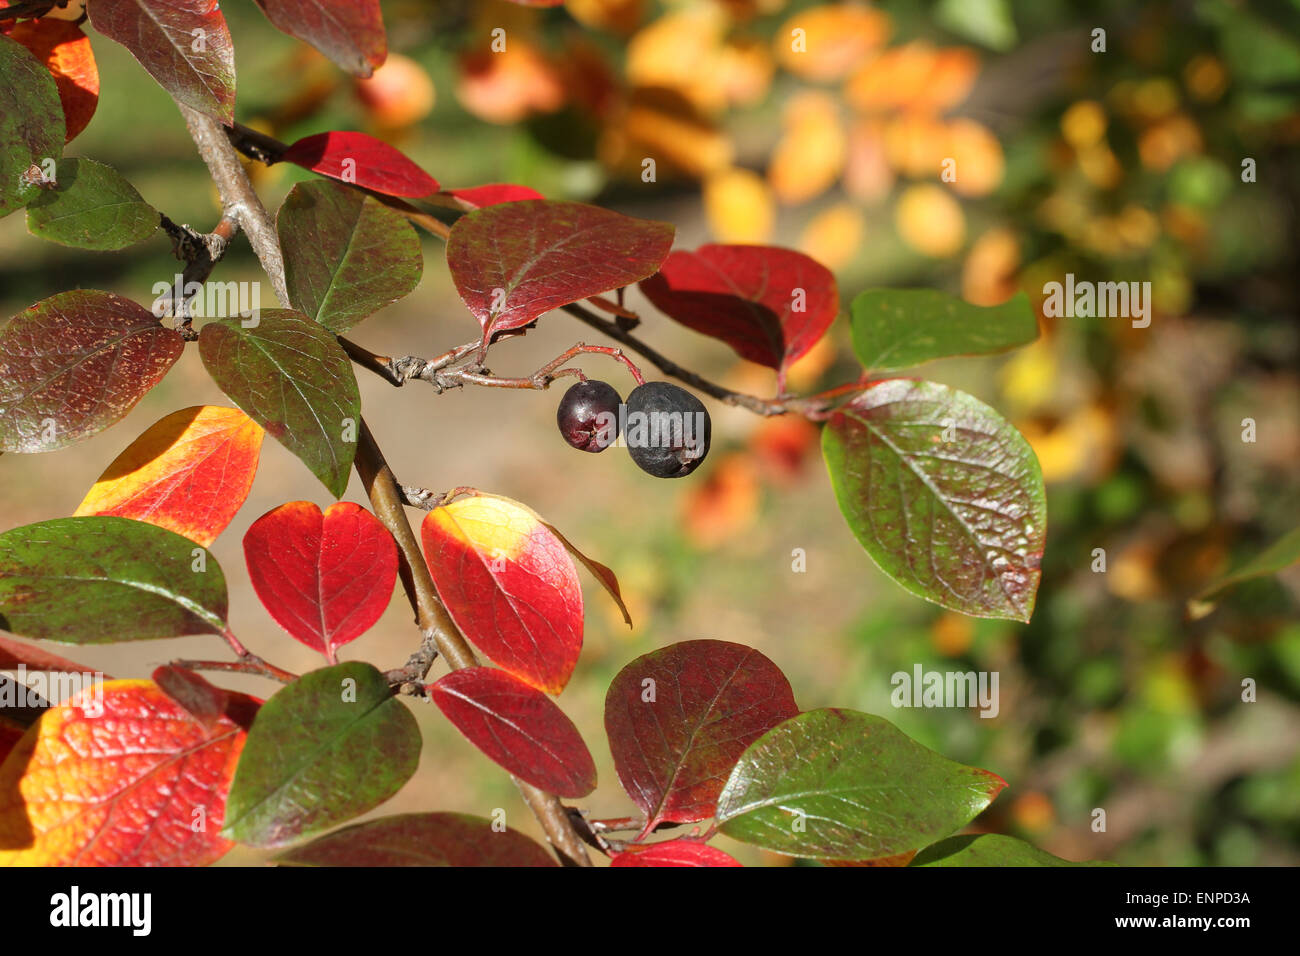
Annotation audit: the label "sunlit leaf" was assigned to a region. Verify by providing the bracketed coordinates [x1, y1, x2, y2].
[421, 495, 583, 695]
[446, 183, 544, 210]
[243, 501, 398, 662]
[0, 290, 183, 453]
[610, 841, 742, 867]
[911, 833, 1113, 866]
[430, 667, 596, 797]
[278, 179, 422, 332]
[0, 34, 64, 218]
[0, 516, 228, 643]
[25, 158, 159, 250]
[5, 18, 97, 142]
[717, 709, 1006, 860]
[0, 678, 253, 865]
[223, 663, 420, 847]
[279, 130, 439, 198]
[75, 406, 264, 547]
[198, 310, 360, 498]
[88, 0, 235, 123]
[850, 289, 1038, 371]
[822, 379, 1046, 622]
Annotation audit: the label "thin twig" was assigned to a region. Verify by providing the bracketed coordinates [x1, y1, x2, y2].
[171, 657, 298, 685]
[184, 103, 593, 866]
[157, 214, 238, 338]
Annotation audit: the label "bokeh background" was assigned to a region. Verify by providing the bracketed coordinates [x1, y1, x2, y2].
[1, 0, 1298, 866]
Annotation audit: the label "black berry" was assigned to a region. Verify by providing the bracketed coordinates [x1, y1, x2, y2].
[624, 381, 711, 478]
[557, 379, 622, 452]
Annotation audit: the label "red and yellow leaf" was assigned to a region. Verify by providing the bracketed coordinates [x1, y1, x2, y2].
[243, 501, 398, 662]
[421, 495, 583, 694]
[430, 667, 596, 797]
[5, 18, 98, 142]
[74, 405, 264, 547]
[0, 679, 253, 866]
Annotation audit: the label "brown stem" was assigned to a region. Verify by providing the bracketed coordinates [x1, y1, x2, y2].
[158, 214, 239, 339]
[186, 106, 592, 867]
[172, 657, 298, 685]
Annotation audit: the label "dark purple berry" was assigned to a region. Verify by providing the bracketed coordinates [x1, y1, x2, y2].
[557, 379, 622, 452]
[624, 381, 711, 478]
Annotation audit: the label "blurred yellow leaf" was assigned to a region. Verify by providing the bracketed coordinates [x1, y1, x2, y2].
[1138, 114, 1202, 171]
[1061, 100, 1107, 148]
[602, 88, 734, 178]
[1016, 404, 1118, 484]
[717, 37, 774, 106]
[895, 183, 965, 257]
[962, 226, 1021, 306]
[627, 6, 728, 112]
[843, 118, 894, 201]
[798, 202, 864, 271]
[705, 167, 775, 242]
[998, 338, 1058, 414]
[845, 42, 976, 114]
[769, 91, 846, 204]
[565, 0, 646, 35]
[945, 118, 1003, 197]
[882, 112, 949, 178]
[775, 3, 891, 82]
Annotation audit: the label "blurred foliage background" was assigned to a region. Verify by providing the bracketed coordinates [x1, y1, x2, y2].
[1, 0, 1298, 866]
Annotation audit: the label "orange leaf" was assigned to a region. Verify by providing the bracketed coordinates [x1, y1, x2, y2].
[6, 18, 98, 143]
[775, 4, 891, 83]
[75, 406, 264, 548]
[0, 679, 252, 866]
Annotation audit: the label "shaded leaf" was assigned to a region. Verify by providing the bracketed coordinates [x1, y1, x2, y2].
[639, 244, 838, 390]
[278, 179, 422, 332]
[0, 516, 228, 643]
[280, 130, 439, 197]
[275, 812, 556, 866]
[25, 158, 158, 249]
[75, 405, 264, 547]
[430, 667, 596, 797]
[447, 183, 544, 210]
[911, 833, 1113, 867]
[605, 640, 798, 835]
[198, 310, 360, 498]
[0, 290, 183, 453]
[5, 18, 98, 142]
[850, 289, 1038, 371]
[243, 501, 398, 662]
[223, 663, 420, 847]
[0, 679, 252, 865]
[716, 709, 1006, 860]
[1191, 527, 1300, 614]
[610, 841, 742, 867]
[152, 664, 229, 732]
[253, 0, 386, 77]
[421, 495, 583, 695]
[87, 0, 235, 123]
[0, 632, 100, 674]
[446, 200, 673, 347]
[822, 379, 1046, 622]
[0, 34, 63, 218]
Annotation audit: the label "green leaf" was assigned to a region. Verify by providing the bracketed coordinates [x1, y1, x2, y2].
[822, 378, 1046, 622]
[198, 310, 360, 498]
[911, 834, 1114, 867]
[25, 158, 160, 250]
[935, 0, 1018, 52]
[850, 290, 1038, 372]
[278, 180, 423, 332]
[1191, 527, 1300, 616]
[223, 663, 422, 848]
[0, 517, 227, 643]
[0, 35, 64, 219]
[0, 290, 184, 453]
[716, 709, 1006, 861]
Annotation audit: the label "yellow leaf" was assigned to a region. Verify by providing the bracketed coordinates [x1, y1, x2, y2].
[705, 167, 775, 242]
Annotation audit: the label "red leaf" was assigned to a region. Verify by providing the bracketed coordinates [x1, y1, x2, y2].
[243, 501, 398, 662]
[446, 199, 674, 347]
[5, 18, 98, 142]
[0, 679, 252, 865]
[447, 183, 544, 210]
[605, 640, 799, 835]
[152, 665, 229, 732]
[87, 0, 235, 124]
[420, 495, 583, 695]
[429, 668, 596, 797]
[253, 0, 386, 77]
[639, 245, 839, 390]
[280, 130, 439, 197]
[274, 812, 557, 866]
[0, 632, 100, 675]
[610, 841, 743, 867]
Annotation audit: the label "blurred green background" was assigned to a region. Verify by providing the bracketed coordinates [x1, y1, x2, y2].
[1, 0, 1297, 866]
